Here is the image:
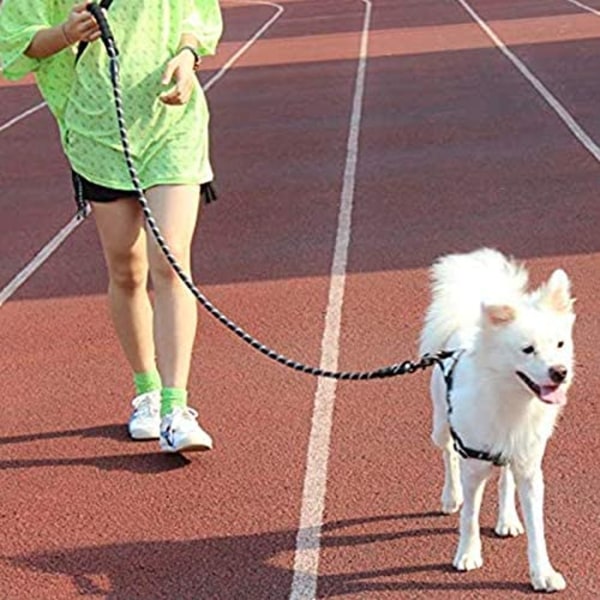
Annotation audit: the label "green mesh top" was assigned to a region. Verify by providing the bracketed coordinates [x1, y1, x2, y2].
[0, 0, 223, 189]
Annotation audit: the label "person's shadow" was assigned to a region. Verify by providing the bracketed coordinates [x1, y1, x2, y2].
[0, 431, 536, 597]
[7, 513, 532, 599]
[0, 424, 191, 473]
[0, 424, 128, 445]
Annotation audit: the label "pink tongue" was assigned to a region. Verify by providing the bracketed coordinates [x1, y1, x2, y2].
[540, 385, 567, 406]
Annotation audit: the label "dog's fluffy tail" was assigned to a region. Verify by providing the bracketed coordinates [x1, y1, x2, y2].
[419, 248, 528, 355]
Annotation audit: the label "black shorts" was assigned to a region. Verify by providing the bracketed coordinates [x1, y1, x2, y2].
[72, 171, 138, 203]
[71, 171, 217, 204]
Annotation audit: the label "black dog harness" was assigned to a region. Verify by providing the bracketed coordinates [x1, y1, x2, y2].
[443, 351, 509, 467]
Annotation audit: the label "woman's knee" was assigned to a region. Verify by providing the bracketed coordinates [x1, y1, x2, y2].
[148, 243, 191, 287]
[106, 248, 149, 292]
[92, 199, 148, 292]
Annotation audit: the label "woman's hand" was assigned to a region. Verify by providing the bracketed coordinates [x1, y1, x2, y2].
[159, 50, 198, 106]
[62, 3, 102, 44]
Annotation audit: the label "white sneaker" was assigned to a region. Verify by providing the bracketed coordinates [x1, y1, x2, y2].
[159, 407, 213, 453]
[128, 391, 161, 440]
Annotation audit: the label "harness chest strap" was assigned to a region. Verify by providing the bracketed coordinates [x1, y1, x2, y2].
[442, 351, 509, 467]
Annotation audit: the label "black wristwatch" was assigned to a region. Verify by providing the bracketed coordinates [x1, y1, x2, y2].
[178, 45, 201, 71]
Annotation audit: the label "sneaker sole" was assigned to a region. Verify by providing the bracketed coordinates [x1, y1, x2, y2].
[129, 432, 161, 441]
[128, 427, 161, 441]
[160, 441, 213, 453]
[159, 435, 213, 453]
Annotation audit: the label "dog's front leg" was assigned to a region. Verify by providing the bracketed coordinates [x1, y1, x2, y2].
[514, 466, 566, 592]
[453, 459, 492, 571]
[495, 465, 524, 537]
[430, 371, 463, 513]
[441, 444, 463, 513]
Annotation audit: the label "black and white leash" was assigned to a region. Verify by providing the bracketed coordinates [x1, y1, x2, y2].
[85, 2, 454, 381]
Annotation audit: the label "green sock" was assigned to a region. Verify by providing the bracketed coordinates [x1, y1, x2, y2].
[133, 370, 162, 396]
[161, 387, 188, 417]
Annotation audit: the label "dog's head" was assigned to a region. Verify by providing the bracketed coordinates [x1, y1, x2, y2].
[478, 269, 575, 406]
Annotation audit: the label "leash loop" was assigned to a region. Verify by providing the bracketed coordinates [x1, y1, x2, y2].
[85, 2, 451, 381]
[86, 3, 117, 56]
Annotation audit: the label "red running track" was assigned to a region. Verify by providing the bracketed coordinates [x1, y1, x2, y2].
[1, 0, 599, 598]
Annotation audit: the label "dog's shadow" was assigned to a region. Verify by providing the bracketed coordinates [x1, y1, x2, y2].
[319, 514, 534, 596]
[0, 432, 539, 595]
[7, 512, 533, 599]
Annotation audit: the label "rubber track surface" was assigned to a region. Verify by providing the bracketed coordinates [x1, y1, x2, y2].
[0, 1, 599, 598]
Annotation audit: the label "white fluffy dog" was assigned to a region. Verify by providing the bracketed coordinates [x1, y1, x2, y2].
[420, 248, 575, 592]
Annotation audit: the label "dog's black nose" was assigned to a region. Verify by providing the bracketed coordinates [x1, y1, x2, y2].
[549, 365, 568, 384]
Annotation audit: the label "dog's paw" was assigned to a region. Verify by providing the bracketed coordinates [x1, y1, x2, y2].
[530, 569, 566, 592]
[441, 489, 463, 514]
[441, 497, 462, 514]
[494, 515, 524, 537]
[453, 549, 483, 571]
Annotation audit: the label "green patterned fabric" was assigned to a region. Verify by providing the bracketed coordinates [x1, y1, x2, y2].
[0, 0, 223, 189]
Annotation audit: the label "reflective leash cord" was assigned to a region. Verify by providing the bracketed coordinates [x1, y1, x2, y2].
[85, 3, 455, 380]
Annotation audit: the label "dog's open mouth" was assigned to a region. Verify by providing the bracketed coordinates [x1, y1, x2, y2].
[515, 371, 567, 406]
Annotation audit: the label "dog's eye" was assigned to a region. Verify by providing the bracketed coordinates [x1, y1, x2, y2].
[557, 340, 564, 349]
[522, 345, 535, 355]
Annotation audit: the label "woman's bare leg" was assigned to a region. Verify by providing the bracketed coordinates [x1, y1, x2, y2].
[144, 184, 211, 452]
[92, 198, 156, 374]
[144, 184, 201, 389]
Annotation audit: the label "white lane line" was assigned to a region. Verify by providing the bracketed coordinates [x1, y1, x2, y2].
[0, 101, 46, 134]
[0, 209, 89, 307]
[205, 1, 284, 91]
[455, 0, 600, 162]
[0, 1, 285, 307]
[289, 2, 372, 599]
[565, 0, 600, 17]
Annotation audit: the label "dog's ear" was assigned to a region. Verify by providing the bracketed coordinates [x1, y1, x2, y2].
[539, 269, 574, 314]
[482, 303, 516, 326]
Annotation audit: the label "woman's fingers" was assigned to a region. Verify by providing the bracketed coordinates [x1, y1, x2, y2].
[160, 79, 193, 105]
[85, 29, 102, 42]
[65, 4, 101, 43]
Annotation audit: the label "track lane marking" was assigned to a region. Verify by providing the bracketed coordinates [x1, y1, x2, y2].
[0, 1, 285, 307]
[205, 1, 283, 91]
[289, 2, 372, 598]
[455, 0, 600, 162]
[0, 101, 46, 134]
[565, 0, 600, 16]
[0, 212, 88, 307]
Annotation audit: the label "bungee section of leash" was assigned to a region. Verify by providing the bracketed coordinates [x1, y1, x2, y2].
[85, 3, 455, 381]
